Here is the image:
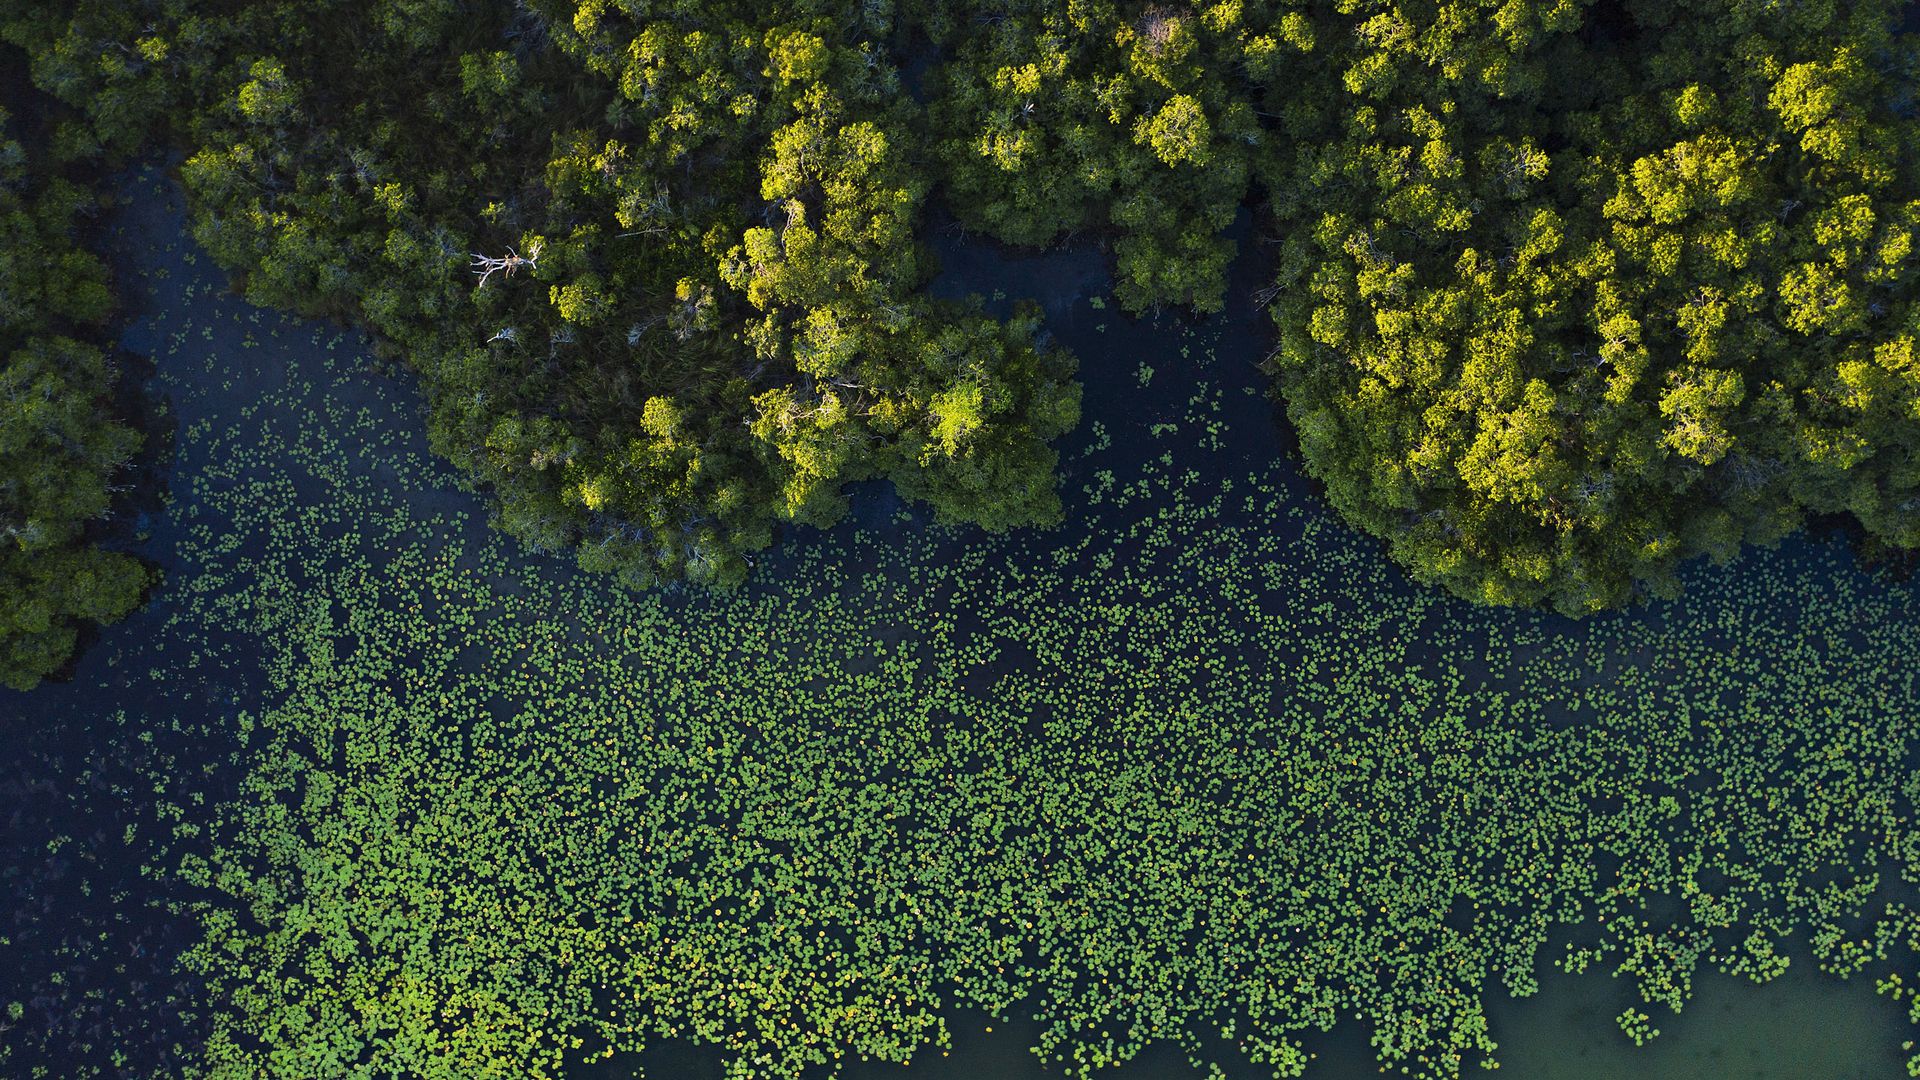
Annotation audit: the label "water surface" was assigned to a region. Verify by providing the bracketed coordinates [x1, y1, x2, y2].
[2, 168, 1916, 1080]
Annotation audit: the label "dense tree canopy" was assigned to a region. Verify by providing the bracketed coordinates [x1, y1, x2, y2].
[3, 0, 1080, 593]
[4, 0, 1920, 614]
[1263, 0, 1920, 612]
[924, 0, 1920, 612]
[927, 0, 1284, 312]
[0, 102, 148, 689]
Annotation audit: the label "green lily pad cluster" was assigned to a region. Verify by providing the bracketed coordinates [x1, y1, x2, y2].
[117, 275, 1920, 1079]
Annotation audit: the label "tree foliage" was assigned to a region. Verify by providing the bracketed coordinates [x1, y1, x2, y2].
[0, 102, 148, 690]
[5, 0, 1920, 615]
[4, 0, 1080, 593]
[927, 0, 1920, 612]
[927, 0, 1279, 312]
[1262, 0, 1920, 612]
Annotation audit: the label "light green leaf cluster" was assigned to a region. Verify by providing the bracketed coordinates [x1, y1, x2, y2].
[128, 287, 1920, 1079]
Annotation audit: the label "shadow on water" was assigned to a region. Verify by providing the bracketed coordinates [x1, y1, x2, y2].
[0, 162, 520, 1077]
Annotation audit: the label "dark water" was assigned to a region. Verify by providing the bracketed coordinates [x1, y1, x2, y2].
[597, 963, 1911, 1080]
[1, 169, 1915, 1078]
[1487, 960, 1911, 1080]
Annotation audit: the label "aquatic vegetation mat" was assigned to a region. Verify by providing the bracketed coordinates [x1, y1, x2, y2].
[110, 281, 1920, 1080]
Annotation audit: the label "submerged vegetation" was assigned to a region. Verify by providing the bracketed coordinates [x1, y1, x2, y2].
[7, 0, 1920, 611]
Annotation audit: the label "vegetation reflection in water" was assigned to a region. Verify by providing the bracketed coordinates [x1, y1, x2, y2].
[53, 173, 1920, 1080]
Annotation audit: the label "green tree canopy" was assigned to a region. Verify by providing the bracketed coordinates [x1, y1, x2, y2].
[5, 0, 1920, 616]
[0, 104, 148, 689]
